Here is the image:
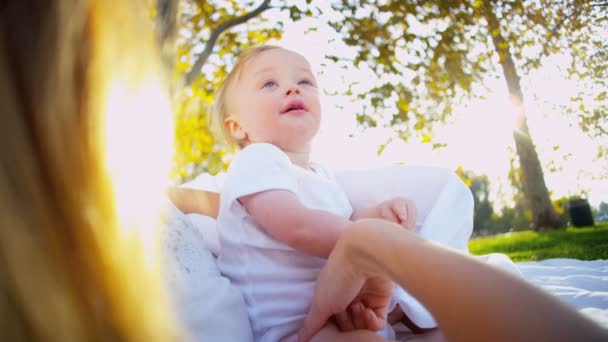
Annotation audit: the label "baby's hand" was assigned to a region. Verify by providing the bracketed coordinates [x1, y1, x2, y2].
[377, 197, 417, 230]
[334, 301, 387, 333]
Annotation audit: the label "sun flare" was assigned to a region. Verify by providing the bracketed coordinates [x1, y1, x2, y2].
[104, 78, 174, 260]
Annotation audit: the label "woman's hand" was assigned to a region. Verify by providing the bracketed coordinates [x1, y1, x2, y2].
[297, 226, 394, 341]
[334, 279, 393, 333]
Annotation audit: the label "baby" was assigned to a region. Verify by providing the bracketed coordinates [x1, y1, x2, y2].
[211, 45, 425, 341]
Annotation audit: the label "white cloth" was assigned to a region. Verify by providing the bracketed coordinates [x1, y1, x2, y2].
[518, 258, 608, 329]
[163, 202, 253, 341]
[216, 143, 353, 341]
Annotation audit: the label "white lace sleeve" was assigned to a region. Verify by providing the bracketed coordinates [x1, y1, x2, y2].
[164, 205, 253, 341]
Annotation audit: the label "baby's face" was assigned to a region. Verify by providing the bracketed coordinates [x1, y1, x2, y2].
[226, 48, 321, 152]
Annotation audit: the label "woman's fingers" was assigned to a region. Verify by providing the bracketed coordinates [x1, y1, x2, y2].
[298, 247, 365, 341]
[335, 310, 355, 332]
[299, 224, 395, 341]
[298, 297, 330, 342]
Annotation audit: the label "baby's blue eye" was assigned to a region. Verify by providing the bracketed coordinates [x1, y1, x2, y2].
[299, 79, 313, 86]
[263, 81, 277, 88]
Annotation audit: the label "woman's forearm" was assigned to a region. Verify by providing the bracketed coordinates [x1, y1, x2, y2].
[345, 219, 608, 342]
[168, 187, 219, 218]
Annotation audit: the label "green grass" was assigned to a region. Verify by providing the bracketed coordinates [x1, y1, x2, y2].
[468, 222, 608, 262]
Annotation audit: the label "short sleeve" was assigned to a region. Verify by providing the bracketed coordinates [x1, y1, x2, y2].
[221, 143, 298, 208]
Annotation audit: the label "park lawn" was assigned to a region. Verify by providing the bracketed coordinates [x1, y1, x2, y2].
[468, 222, 608, 262]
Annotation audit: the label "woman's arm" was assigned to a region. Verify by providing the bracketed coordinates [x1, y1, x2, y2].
[168, 187, 219, 218]
[300, 219, 608, 342]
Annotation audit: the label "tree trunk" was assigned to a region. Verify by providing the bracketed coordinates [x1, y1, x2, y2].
[156, 0, 179, 80]
[483, 4, 562, 230]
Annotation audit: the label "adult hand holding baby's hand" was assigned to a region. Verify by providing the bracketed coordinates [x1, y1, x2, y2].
[297, 224, 394, 342]
[376, 197, 417, 230]
[334, 285, 393, 333]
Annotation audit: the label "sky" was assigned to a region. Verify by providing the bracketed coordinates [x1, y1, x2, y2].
[269, 14, 608, 209]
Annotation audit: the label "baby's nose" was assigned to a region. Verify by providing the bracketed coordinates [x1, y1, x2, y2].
[285, 84, 301, 95]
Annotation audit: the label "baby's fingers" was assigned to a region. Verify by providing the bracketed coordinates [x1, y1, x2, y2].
[391, 199, 416, 230]
[380, 204, 400, 224]
[350, 302, 367, 330]
[392, 200, 408, 222]
[335, 310, 355, 332]
[363, 307, 386, 331]
[348, 302, 386, 332]
[404, 200, 417, 229]
[389, 200, 409, 229]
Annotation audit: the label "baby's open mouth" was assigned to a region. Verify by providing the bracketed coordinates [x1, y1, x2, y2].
[281, 99, 307, 114]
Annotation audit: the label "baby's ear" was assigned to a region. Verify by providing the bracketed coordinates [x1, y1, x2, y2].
[224, 116, 247, 142]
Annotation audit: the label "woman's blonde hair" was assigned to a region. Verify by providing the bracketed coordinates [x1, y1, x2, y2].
[0, 0, 178, 340]
[211, 45, 281, 150]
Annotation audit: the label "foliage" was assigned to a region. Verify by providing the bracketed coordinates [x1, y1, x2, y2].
[563, 2, 608, 140]
[599, 202, 608, 217]
[167, 0, 290, 182]
[456, 167, 572, 236]
[165, 0, 326, 182]
[327, 0, 606, 229]
[455, 167, 495, 234]
[161, 0, 606, 189]
[326, 0, 604, 141]
[469, 223, 608, 262]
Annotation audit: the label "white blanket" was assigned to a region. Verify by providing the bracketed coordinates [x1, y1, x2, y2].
[518, 258, 608, 329]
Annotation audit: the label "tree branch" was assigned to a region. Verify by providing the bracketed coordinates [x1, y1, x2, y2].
[157, 0, 180, 72]
[184, 0, 272, 86]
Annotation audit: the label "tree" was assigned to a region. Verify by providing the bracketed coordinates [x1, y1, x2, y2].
[455, 168, 495, 235]
[153, 0, 319, 181]
[599, 202, 608, 218]
[564, 2, 608, 141]
[327, 0, 604, 230]
[152, 0, 279, 181]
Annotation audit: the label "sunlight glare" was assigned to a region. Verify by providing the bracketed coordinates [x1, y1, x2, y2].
[104, 78, 173, 261]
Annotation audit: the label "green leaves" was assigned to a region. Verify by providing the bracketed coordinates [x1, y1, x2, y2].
[165, 0, 287, 182]
[328, 0, 604, 145]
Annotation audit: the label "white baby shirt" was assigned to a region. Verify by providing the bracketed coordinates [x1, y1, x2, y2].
[216, 143, 353, 341]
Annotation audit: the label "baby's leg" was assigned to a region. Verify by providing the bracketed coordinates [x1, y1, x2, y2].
[310, 322, 388, 342]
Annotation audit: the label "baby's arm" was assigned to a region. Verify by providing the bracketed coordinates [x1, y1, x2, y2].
[239, 190, 350, 258]
[351, 197, 417, 230]
[168, 187, 220, 218]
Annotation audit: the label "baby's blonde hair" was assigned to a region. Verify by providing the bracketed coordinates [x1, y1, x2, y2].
[211, 45, 282, 150]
